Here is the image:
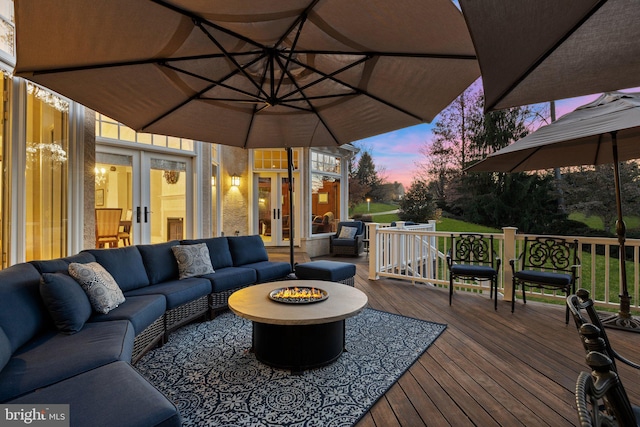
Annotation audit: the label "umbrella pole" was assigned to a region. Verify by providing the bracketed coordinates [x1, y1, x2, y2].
[601, 131, 640, 332]
[287, 147, 295, 271]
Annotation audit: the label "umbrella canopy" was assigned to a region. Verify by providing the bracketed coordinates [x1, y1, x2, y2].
[14, 0, 479, 149]
[468, 91, 640, 172]
[459, 0, 640, 112]
[468, 91, 640, 331]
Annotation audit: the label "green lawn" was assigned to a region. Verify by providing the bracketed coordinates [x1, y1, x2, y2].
[569, 212, 640, 231]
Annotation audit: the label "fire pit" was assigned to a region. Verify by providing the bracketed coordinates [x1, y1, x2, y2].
[269, 286, 328, 304]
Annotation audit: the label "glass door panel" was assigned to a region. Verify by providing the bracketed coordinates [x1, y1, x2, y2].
[96, 147, 191, 246]
[256, 173, 294, 246]
[258, 177, 273, 244]
[148, 158, 187, 244]
[95, 152, 133, 247]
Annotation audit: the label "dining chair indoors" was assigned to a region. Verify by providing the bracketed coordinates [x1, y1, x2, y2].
[95, 208, 122, 248]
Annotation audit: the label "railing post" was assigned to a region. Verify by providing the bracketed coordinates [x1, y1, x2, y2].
[368, 223, 379, 280]
[503, 227, 518, 301]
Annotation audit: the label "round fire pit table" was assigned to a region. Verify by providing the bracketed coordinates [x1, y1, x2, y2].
[228, 280, 368, 372]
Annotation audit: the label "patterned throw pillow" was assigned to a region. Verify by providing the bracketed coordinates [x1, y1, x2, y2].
[172, 243, 215, 279]
[68, 262, 126, 314]
[338, 226, 358, 239]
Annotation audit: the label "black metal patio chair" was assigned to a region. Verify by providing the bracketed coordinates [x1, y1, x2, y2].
[575, 349, 640, 426]
[447, 233, 501, 310]
[510, 236, 579, 323]
[568, 289, 640, 373]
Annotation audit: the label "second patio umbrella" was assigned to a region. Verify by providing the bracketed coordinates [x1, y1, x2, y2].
[459, 0, 640, 112]
[468, 91, 640, 331]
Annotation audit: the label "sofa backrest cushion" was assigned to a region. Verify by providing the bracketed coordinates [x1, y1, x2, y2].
[40, 272, 92, 334]
[83, 246, 150, 292]
[181, 237, 233, 269]
[137, 240, 180, 284]
[0, 327, 11, 372]
[228, 235, 268, 266]
[30, 252, 97, 274]
[0, 263, 49, 353]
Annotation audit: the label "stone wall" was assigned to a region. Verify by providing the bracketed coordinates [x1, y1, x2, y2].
[221, 146, 249, 236]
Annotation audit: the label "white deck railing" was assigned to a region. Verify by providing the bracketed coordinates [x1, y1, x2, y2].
[367, 223, 640, 312]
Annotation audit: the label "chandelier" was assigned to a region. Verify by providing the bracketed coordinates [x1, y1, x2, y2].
[163, 170, 180, 185]
[26, 83, 69, 113]
[26, 142, 68, 166]
[94, 167, 107, 186]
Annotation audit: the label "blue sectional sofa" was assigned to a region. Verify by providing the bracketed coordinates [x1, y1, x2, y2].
[0, 235, 291, 426]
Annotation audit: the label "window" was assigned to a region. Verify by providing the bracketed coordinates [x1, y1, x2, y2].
[253, 149, 299, 170]
[311, 152, 341, 235]
[95, 114, 194, 151]
[25, 83, 69, 261]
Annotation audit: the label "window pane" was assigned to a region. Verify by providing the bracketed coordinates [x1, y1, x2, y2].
[26, 84, 69, 261]
[311, 174, 340, 234]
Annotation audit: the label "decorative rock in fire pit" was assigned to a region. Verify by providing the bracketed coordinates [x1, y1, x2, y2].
[269, 286, 328, 304]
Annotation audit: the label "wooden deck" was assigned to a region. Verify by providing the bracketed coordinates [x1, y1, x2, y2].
[271, 250, 640, 426]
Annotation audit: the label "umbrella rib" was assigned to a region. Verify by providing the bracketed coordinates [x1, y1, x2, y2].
[274, 12, 307, 99]
[485, 0, 608, 111]
[161, 57, 268, 103]
[23, 52, 258, 76]
[141, 58, 267, 130]
[286, 55, 424, 122]
[275, 0, 322, 47]
[151, 0, 264, 49]
[290, 50, 477, 61]
[277, 53, 370, 101]
[194, 21, 270, 100]
[274, 55, 342, 146]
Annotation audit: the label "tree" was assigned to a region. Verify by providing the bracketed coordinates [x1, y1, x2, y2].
[398, 179, 436, 222]
[561, 162, 640, 234]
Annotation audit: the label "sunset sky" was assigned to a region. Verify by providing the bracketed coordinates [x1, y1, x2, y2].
[355, 88, 635, 189]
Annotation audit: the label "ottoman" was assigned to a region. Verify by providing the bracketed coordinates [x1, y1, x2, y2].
[295, 261, 356, 286]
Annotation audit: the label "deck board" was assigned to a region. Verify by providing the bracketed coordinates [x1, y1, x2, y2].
[267, 250, 640, 426]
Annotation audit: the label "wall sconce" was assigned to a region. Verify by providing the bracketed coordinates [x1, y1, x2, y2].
[211, 176, 216, 187]
[231, 174, 240, 187]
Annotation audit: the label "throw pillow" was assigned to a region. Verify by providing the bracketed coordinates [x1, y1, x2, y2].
[40, 272, 92, 334]
[68, 262, 126, 314]
[171, 243, 215, 279]
[338, 226, 358, 239]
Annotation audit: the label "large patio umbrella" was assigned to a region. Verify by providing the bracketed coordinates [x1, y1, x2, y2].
[458, 0, 640, 112]
[13, 0, 479, 269]
[468, 91, 640, 331]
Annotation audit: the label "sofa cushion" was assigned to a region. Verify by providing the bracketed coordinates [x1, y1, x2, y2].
[0, 263, 50, 353]
[0, 320, 134, 402]
[29, 252, 96, 274]
[83, 246, 150, 292]
[8, 361, 182, 427]
[125, 278, 211, 310]
[227, 235, 268, 266]
[0, 327, 10, 373]
[137, 240, 181, 285]
[200, 267, 257, 293]
[243, 261, 292, 283]
[89, 295, 166, 335]
[172, 243, 215, 279]
[40, 272, 92, 334]
[69, 262, 126, 314]
[181, 237, 233, 269]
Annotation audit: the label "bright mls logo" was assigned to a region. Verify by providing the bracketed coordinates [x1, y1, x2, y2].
[1, 405, 69, 426]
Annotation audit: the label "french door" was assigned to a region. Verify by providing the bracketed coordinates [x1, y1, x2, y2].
[95, 147, 192, 246]
[256, 173, 296, 247]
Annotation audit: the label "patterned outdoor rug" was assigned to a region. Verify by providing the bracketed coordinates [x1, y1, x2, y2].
[135, 308, 446, 427]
